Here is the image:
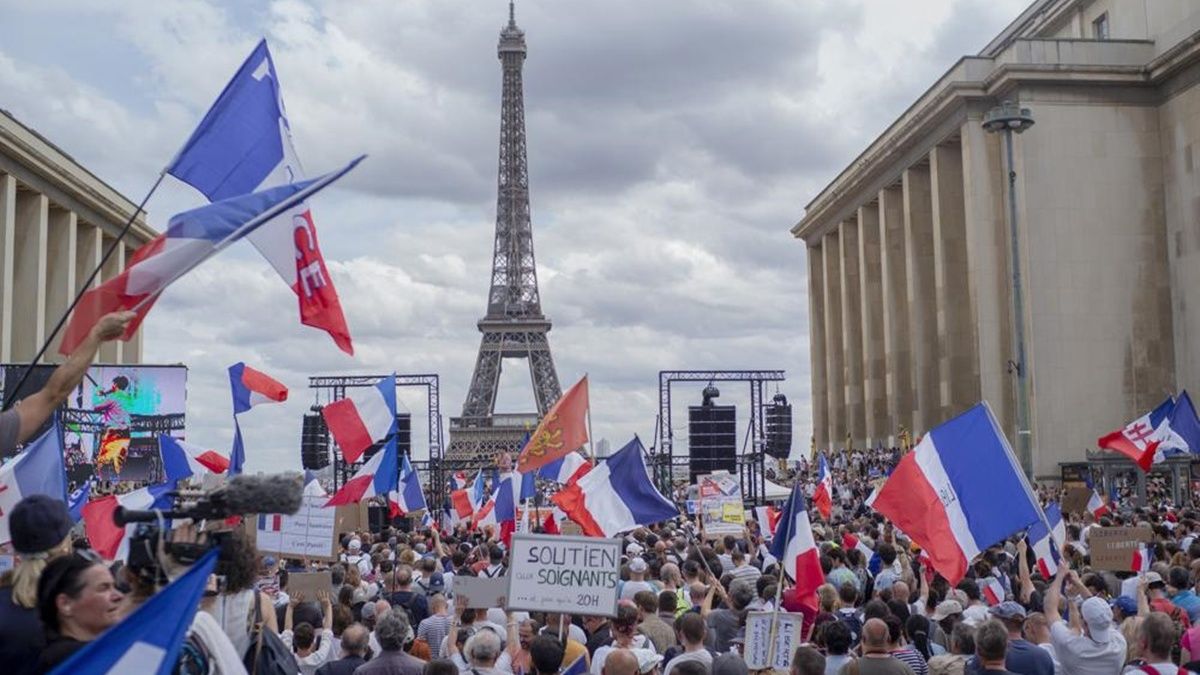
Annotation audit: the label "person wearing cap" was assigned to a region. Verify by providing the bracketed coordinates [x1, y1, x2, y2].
[933, 600, 965, 644]
[341, 538, 372, 578]
[0, 312, 133, 457]
[621, 557, 660, 601]
[1043, 558, 1126, 675]
[0, 495, 76, 675]
[966, 602, 1053, 675]
[1145, 571, 1192, 631]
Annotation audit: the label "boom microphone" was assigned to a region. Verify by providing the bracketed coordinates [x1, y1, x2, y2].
[114, 473, 304, 527]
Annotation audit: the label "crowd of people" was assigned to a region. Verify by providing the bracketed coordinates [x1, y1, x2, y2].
[5, 314, 1200, 674]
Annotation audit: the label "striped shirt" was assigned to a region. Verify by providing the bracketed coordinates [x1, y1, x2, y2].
[417, 613, 453, 659]
[729, 564, 762, 585]
[890, 648, 929, 675]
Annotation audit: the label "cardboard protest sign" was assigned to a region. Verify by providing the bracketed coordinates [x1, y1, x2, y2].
[455, 575, 508, 609]
[1060, 487, 1093, 515]
[287, 571, 332, 601]
[1089, 526, 1153, 571]
[506, 532, 621, 617]
[745, 611, 805, 670]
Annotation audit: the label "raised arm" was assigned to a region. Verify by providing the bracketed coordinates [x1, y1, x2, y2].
[15, 311, 134, 441]
[1017, 538, 1035, 604]
[319, 590, 333, 631]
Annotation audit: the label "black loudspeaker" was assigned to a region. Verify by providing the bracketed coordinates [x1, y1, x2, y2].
[363, 413, 412, 462]
[301, 412, 330, 470]
[764, 394, 793, 459]
[367, 505, 389, 533]
[688, 404, 737, 481]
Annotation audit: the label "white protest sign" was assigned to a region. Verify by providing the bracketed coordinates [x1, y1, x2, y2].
[254, 494, 338, 560]
[699, 472, 744, 537]
[744, 611, 805, 670]
[506, 532, 621, 617]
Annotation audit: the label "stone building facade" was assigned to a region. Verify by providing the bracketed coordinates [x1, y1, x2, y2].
[792, 0, 1200, 478]
[0, 109, 154, 365]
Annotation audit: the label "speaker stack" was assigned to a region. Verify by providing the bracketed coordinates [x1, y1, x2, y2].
[688, 385, 737, 480]
[362, 413, 413, 462]
[300, 410, 330, 470]
[764, 393, 793, 459]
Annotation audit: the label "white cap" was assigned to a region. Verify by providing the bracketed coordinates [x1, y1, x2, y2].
[348, 538, 362, 551]
[629, 558, 649, 574]
[1081, 596, 1114, 643]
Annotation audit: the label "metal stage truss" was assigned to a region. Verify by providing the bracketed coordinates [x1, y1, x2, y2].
[655, 370, 786, 505]
[308, 375, 444, 497]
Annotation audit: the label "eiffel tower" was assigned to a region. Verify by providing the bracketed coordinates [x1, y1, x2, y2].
[448, 2, 563, 462]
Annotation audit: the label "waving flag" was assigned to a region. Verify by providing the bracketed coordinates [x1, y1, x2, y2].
[323, 375, 397, 464]
[324, 432, 398, 508]
[552, 436, 678, 537]
[1027, 502, 1064, 579]
[228, 362, 288, 475]
[869, 402, 1042, 585]
[1099, 396, 1189, 471]
[390, 455, 427, 516]
[159, 436, 228, 481]
[537, 451, 591, 485]
[756, 506, 783, 539]
[229, 362, 288, 413]
[1084, 476, 1111, 518]
[450, 471, 469, 490]
[812, 453, 832, 520]
[842, 531, 873, 561]
[1132, 543, 1153, 573]
[769, 483, 822, 609]
[60, 158, 363, 354]
[0, 419, 67, 544]
[67, 483, 90, 523]
[516, 375, 589, 473]
[981, 576, 1007, 606]
[303, 470, 327, 497]
[82, 482, 175, 560]
[167, 40, 353, 354]
[49, 549, 218, 674]
[1171, 390, 1200, 455]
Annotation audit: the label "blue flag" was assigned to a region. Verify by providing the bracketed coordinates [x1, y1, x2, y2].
[1172, 390, 1200, 455]
[0, 417, 67, 543]
[50, 549, 218, 674]
[67, 483, 90, 523]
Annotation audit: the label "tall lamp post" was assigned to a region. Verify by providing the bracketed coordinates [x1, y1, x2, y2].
[983, 100, 1035, 476]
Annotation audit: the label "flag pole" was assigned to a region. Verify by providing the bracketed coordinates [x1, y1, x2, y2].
[2, 170, 166, 411]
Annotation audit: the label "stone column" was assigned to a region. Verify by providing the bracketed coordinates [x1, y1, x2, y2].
[858, 203, 886, 445]
[930, 142, 980, 419]
[879, 185, 912, 443]
[822, 230, 844, 449]
[840, 220, 865, 449]
[13, 191, 48, 360]
[808, 244, 828, 451]
[0, 174, 14, 362]
[903, 166, 937, 433]
[99, 235, 124, 364]
[45, 208, 77, 362]
[75, 220, 103, 294]
[960, 115, 1013, 434]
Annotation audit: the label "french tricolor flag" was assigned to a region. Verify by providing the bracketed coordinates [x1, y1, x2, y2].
[552, 437, 678, 538]
[59, 159, 362, 356]
[450, 471, 469, 490]
[258, 514, 284, 532]
[1132, 543, 1153, 573]
[0, 420, 67, 544]
[812, 453, 833, 520]
[83, 482, 175, 560]
[324, 428, 399, 509]
[756, 506, 783, 539]
[769, 482, 822, 610]
[1085, 477, 1111, 518]
[389, 455, 427, 517]
[981, 576, 1007, 606]
[1027, 502, 1064, 579]
[229, 362, 288, 414]
[159, 436, 229, 481]
[322, 375, 397, 464]
[842, 531, 873, 561]
[537, 452, 592, 485]
[870, 403, 1043, 585]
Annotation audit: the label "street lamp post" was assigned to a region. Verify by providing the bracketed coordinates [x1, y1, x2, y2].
[983, 100, 1035, 477]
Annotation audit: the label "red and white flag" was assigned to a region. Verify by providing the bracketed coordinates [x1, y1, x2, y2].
[812, 453, 833, 520]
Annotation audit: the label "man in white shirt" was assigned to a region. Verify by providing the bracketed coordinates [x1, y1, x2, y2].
[1045, 561, 1126, 675]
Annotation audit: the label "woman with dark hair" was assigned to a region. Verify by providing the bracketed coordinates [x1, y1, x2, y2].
[905, 614, 941, 661]
[35, 552, 124, 672]
[202, 529, 278, 656]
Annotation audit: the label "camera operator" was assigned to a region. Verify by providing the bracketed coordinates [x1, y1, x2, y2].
[35, 548, 125, 672]
[0, 496, 77, 675]
[0, 311, 133, 455]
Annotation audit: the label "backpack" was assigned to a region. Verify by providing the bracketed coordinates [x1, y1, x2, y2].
[836, 608, 863, 647]
[243, 593, 299, 675]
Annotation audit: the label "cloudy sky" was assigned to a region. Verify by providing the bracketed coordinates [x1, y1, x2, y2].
[0, 0, 1031, 473]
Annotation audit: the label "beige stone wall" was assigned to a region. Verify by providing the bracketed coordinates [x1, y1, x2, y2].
[1015, 91, 1174, 477]
[1158, 68, 1200, 404]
